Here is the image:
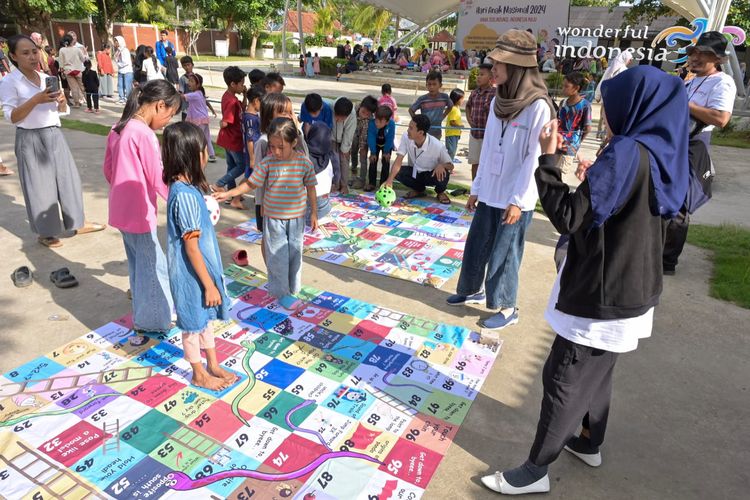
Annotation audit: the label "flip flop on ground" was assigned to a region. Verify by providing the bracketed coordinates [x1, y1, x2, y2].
[38, 236, 63, 248]
[436, 192, 451, 205]
[403, 190, 427, 199]
[50, 268, 78, 289]
[0, 166, 13, 176]
[232, 249, 249, 266]
[76, 222, 107, 235]
[11, 266, 33, 288]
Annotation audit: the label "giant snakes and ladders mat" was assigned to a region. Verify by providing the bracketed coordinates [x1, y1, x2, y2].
[219, 193, 472, 289]
[0, 265, 501, 499]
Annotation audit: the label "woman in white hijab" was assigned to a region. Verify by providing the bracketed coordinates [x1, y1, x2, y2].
[594, 50, 633, 139]
[114, 36, 133, 103]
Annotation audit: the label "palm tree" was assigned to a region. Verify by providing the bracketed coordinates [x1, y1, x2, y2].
[352, 5, 392, 46]
[315, 4, 336, 36]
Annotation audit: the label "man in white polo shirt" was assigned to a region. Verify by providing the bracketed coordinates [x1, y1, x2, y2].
[382, 115, 454, 204]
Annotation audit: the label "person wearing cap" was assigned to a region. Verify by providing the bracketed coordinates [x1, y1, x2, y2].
[446, 29, 554, 331]
[663, 31, 737, 276]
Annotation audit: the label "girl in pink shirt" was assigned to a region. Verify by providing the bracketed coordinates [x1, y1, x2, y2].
[183, 73, 217, 161]
[103, 79, 182, 333]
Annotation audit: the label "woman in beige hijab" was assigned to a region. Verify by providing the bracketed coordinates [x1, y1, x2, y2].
[447, 29, 554, 330]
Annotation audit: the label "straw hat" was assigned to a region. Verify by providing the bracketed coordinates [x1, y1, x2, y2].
[486, 29, 538, 68]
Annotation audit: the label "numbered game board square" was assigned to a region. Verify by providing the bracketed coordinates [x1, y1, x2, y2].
[7, 411, 81, 448]
[421, 390, 473, 426]
[104, 455, 174, 499]
[382, 330, 424, 355]
[297, 455, 380, 500]
[225, 279, 254, 298]
[299, 326, 345, 350]
[337, 422, 399, 462]
[71, 442, 146, 487]
[267, 315, 317, 340]
[253, 332, 295, 358]
[257, 391, 317, 432]
[321, 384, 375, 420]
[39, 420, 105, 466]
[285, 370, 340, 404]
[336, 298, 376, 319]
[359, 470, 425, 500]
[46, 338, 100, 367]
[361, 399, 413, 436]
[311, 291, 351, 311]
[87, 320, 134, 346]
[401, 413, 459, 456]
[349, 320, 392, 343]
[317, 313, 359, 336]
[256, 358, 305, 390]
[4, 356, 66, 384]
[189, 452, 262, 498]
[276, 341, 324, 369]
[237, 287, 276, 308]
[158, 386, 216, 424]
[86, 393, 151, 428]
[227, 416, 290, 462]
[56, 382, 119, 419]
[239, 307, 288, 333]
[295, 404, 356, 448]
[413, 340, 459, 367]
[120, 409, 182, 455]
[223, 379, 280, 417]
[379, 438, 442, 488]
[186, 399, 244, 442]
[127, 374, 186, 408]
[327, 336, 379, 363]
[224, 465, 305, 500]
[79, 349, 129, 374]
[148, 435, 204, 472]
[308, 356, 359, 383]
[107, 333, 161, 360]
[262, 432, 329, 483]
[292, 303, 335, 324]
[363, 346, 411, 374]
[430, 324, 471, 348]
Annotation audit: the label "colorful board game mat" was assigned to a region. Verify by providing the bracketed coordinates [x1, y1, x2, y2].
[219, 193, 472, 289]
[0, 265, 501, 499]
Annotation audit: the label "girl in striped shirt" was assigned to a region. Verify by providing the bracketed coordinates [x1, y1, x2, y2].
[215, 118, 317, 310]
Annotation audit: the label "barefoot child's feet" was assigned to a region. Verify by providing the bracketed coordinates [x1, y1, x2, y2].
[230, 196, 246, 210]
[279, 294, 302, 310]
[208, 364, 238, 385]
[191, 367, 230, 391]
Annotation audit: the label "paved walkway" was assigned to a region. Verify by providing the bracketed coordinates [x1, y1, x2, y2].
[0, 75, 748, 498]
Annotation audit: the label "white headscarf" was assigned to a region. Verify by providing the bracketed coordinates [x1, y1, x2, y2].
[595, 51, 633, 102]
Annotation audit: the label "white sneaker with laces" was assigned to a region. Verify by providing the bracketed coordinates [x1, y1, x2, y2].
[480, 471, 550, 495]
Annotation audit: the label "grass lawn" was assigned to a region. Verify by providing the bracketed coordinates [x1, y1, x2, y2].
[688, 224, 750, 309]
[711, 129, 750, 149]
[190, 55, 263, 63]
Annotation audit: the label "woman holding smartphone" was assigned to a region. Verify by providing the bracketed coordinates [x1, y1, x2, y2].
[0, 35, 104, 248]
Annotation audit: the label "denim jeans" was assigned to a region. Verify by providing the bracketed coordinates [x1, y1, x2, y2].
[216, 149, 245, 189]
[368, 147, 391, 186]
[121, 230, 174, 332]
[305, 195, 331, 226]
[396, 166, 450, 194]
[445, 135, 459, 160]
[263, 216, 304, 298]
[456, 202, 533, 309]
[118, 72, 133, 101]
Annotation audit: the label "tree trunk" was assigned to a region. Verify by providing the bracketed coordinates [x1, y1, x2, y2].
[250, 35, 258, 59]
[297, 0, 305, 55]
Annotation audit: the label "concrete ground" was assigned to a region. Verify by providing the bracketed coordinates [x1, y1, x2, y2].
[0, 79, 748, 499]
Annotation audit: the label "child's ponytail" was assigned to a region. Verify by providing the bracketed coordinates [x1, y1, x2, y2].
[114, 79, 181, 134]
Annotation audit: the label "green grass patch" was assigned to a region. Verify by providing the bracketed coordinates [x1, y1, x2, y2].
[60, 118, 225, 159]
[688, 224, 750, 309]
[711, 129, 750, 149]
[191, 55, 260, 62]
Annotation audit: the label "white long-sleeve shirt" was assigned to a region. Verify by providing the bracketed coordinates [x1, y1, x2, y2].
[470, 98, 550, 211]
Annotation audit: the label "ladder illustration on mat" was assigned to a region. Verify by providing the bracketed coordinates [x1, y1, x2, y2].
[101, 419, 121, 455]
[0, 441, 105, 499]
[366, 385, 417, 416]
[164, 423, 232, 466]
[0, 366, 155, 397]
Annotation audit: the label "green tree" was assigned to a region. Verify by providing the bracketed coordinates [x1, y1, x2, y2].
[314, 4, 336, 37]
[6, 0, 95, 34]
[352, 5, 392, 46]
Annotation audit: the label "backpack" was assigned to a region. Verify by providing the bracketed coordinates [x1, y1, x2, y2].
[684, 138, 713, 214]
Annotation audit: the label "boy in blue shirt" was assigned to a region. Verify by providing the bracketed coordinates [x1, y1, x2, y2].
[557, 71, 592, 174]
[409, 71, 453, 139]
[242, 86, 264, 178]
[299, 93, 333, 134]
[365, 106, 396, 191]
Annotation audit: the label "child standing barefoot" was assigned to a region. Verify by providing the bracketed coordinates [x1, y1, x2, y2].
[215, 117, 318, 309]
[162, 122, 237, 390]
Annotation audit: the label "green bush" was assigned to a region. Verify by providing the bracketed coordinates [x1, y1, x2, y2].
[546, 71, 564, 90]
[318, 57, 352, 76]
[468, 67, 478, 90]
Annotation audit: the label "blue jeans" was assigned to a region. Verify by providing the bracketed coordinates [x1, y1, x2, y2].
[445, 135, 459, 160]
[263, 216, 304, 298]
[118, 72, 133, 101]
[216, 149, 245, 189]
[456, 202, 533, 310]
[121, 230, 174, 332]
[305, 195, 331, 226]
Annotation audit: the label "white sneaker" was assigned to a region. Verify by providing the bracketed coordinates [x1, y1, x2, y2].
[481, 471, 550, 495]
[564, 445, 602, 467]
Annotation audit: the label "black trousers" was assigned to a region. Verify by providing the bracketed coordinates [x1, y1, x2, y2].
[85, 93, 99, 110]
[395, 166, 450, 194]
[368, 146, 391, 186]
[529, 335, 618, 466]
[663, 207, 689, 271]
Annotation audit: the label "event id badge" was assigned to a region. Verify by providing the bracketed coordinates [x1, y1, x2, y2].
[490, 150, 505, 175]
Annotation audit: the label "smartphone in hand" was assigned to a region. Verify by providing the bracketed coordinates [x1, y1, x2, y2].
[45, 76, 59, 94]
